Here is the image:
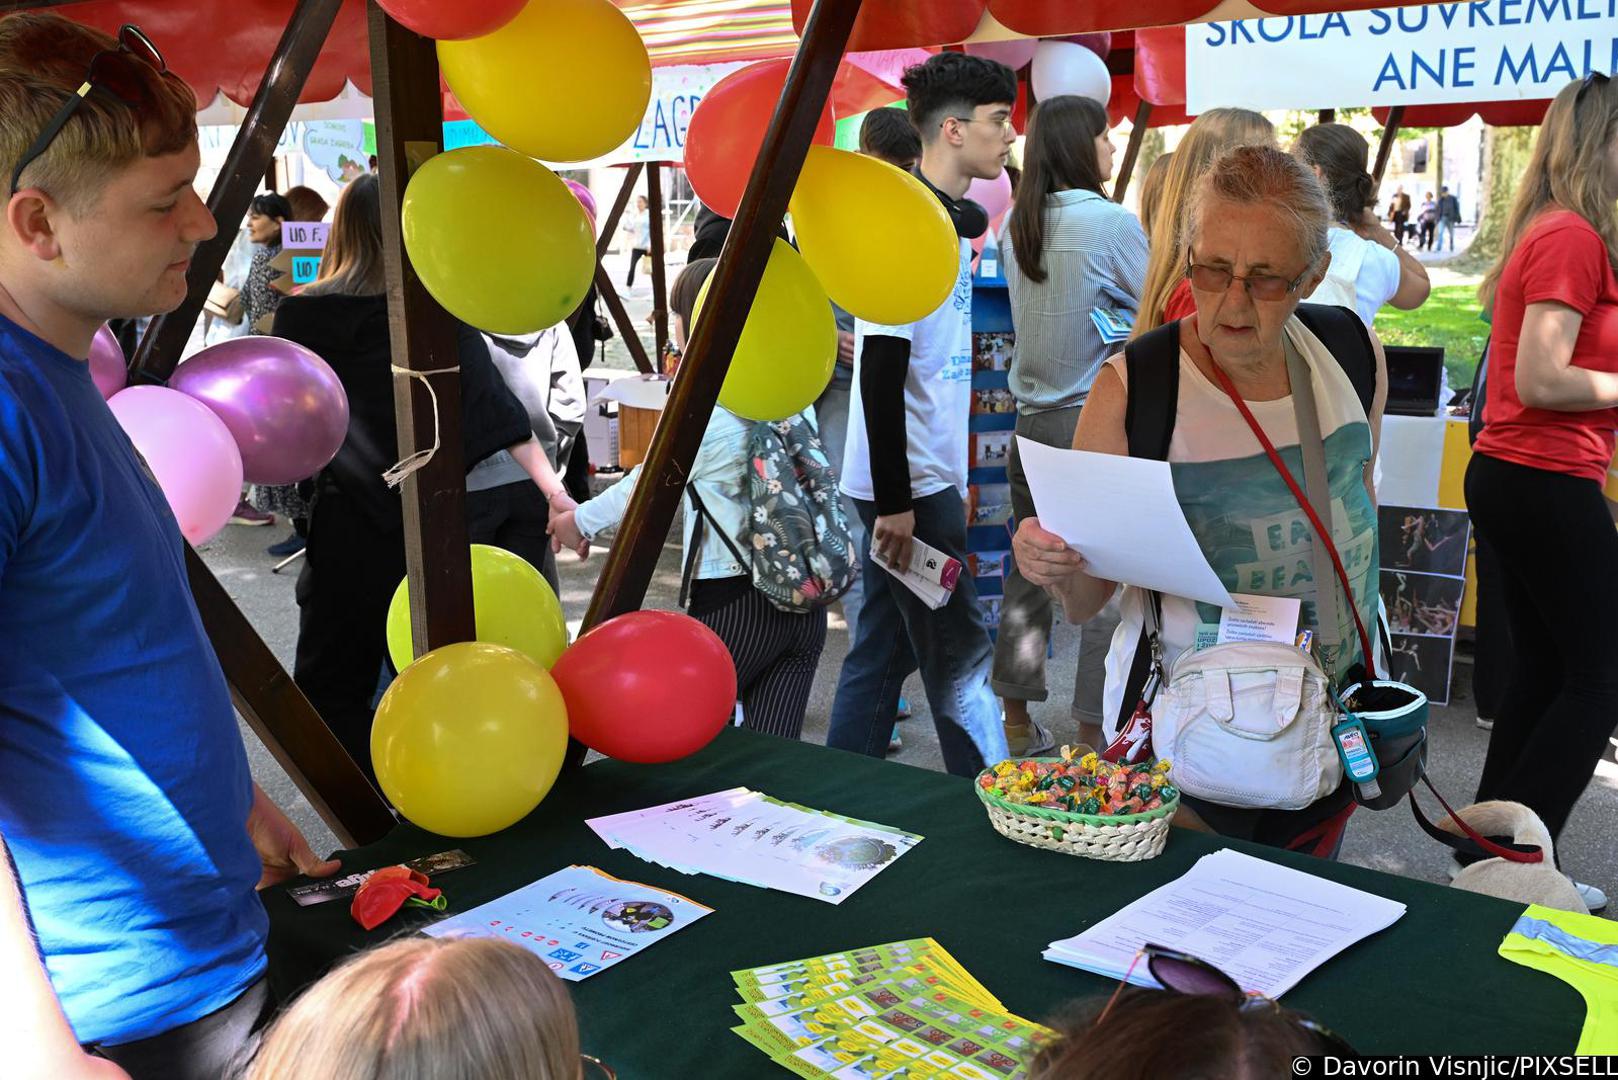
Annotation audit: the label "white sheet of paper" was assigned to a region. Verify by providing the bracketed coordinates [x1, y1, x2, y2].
[1216, 593, 1303, 645]
[1044, 849, 1405, 998]
[1017, 438, 1236, 609]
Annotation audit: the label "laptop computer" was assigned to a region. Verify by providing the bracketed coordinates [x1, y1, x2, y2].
[1383, 345, 1445, 417]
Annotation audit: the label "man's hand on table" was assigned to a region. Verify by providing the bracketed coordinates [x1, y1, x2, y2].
[247, 784, 340, 890]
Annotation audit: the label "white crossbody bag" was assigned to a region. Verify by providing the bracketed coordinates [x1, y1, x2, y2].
[1123, 345, 1377, 810]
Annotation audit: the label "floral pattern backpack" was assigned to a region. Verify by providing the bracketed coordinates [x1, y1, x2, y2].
[685, 417, 859, 613]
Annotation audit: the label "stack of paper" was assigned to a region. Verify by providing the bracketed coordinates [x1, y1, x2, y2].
[732, 938, 1053, 1078]
[872, 536, 959, 611]
[587, 789, 922, 905]
[1044, 849, 1406, 998]
[422, 865, 711, 981]
[1090, 307, 1134, 344]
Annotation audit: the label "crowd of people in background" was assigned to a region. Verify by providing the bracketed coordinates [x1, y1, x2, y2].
[2, 7, 1617, 1076]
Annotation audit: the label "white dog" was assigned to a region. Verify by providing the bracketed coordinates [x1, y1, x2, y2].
[1441, 800, 1588, 914]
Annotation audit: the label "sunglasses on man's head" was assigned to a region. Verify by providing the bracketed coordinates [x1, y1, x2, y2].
[9, 24, 175, 197]
[1097, 943, 1359, 1057]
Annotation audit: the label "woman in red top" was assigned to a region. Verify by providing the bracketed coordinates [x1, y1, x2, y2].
[1465, 73, 1618, 913]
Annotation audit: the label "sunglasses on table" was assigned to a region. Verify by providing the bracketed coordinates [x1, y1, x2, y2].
[1098, 943, 1358, 1057]
[9, 24, 177, 197]
[1184, 254, 1313, 302]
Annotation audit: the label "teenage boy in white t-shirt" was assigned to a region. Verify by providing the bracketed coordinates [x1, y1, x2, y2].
[828, 53, 1017, 777]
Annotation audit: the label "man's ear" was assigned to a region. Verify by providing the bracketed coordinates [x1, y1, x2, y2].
[5, 190, 65, 263]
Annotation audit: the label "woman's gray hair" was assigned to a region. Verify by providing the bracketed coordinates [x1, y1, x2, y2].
[1184, 144, 1331, 270]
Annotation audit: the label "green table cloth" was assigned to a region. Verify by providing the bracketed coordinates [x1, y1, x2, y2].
[265, 728, 1582, 1074]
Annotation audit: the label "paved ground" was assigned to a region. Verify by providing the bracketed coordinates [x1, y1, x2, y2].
[202, 244, 1616, 914]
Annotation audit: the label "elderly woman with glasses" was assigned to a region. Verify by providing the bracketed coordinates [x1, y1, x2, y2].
[1012, 144, 1388, 854]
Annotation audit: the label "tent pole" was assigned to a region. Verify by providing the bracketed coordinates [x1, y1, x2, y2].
[1319, 108, 1336, 123]
[594, 263, 656, 375]
[597, 164, 645, 259]
[579, 0, 864, 631]
[1112, 100, 1152, 203]
[131, 0, 344, 380]
[648, 163, 670, 361]
[367, 0, 476, 661]
[1372, 105, 1406, 187]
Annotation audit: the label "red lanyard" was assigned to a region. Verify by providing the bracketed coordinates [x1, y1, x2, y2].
[1199, 351, 1377, 667]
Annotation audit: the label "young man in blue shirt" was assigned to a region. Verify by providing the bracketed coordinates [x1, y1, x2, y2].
[828, 53, 1018, 777]
[0, 14, 338, 1079]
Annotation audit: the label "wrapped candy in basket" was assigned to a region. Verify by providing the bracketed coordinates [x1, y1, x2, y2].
[974, 747, 1180, 863]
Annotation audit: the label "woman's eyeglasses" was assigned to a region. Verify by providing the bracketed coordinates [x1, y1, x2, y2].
[1098, 943, 1358, 1057]
[1185, 255, 1311, 302]
[9, 24, 175, 197]
[581, 1053, 617, 1079]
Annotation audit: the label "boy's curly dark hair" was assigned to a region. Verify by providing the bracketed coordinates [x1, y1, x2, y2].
[901, 53, 1017, 141]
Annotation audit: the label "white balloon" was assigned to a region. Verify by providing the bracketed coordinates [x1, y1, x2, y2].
[1031, 40, 1112, 106]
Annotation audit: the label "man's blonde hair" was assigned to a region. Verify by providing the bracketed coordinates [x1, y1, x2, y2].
[1479, 74, 1618, 307]
[245, 936, 582, 1080]
[1133, 108, 1276, 337]
[0, 12, 197, 211]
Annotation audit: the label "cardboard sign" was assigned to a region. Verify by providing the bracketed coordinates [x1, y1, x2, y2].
[282, 220, 329, 251]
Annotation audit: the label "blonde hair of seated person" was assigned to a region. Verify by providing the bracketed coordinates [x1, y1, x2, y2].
[245, 936, 583, 1080]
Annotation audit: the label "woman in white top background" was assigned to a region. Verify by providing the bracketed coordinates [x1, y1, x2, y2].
[1293, 123, 1430, 328]
[996, 94, 1148, 754]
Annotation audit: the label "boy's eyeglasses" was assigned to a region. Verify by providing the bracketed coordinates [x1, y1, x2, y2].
[9, 24, 176, 197]
[1098, 943, 1358, 1057]
[949, 115, 1015, 134]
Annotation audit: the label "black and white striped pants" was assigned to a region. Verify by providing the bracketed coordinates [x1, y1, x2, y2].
[689, 577, 827, 740]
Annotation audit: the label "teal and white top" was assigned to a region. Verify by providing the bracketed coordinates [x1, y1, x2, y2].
[1100, 316, 1380, 739]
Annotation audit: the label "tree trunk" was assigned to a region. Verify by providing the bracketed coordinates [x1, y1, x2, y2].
[1457, 124, 1535, 273]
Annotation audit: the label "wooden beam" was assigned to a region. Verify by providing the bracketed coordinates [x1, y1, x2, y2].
[1372, 105, 1405, 188]
[368, 0, 476, 657]
[597, 163, 645, 261]
[594, 262, 656, 375]
[1318, 108, 1337, 124]
[1112, 99, 1152, 203]
[581, 0, 863, 630]
[647, 163, 670, 362]
[130, 0, 344, 382]
[185, 548, 393, 847]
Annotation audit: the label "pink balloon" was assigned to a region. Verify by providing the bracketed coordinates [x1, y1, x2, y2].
[964, 40, 1038, 71]
[564, 178, 597, 230]
[967, 170, 1014, 224]
[88, 324, 127, 400]
[108, 386, 244, 545]
[170, 337, 349, 486]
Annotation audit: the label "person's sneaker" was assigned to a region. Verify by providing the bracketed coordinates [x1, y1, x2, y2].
[896, 696, 912, 720]
[886, 730, 903, 753]
[1006, 718, 1056, 758]
[1476, 716, 1495, 731]
[267, 532, 306, 557]
[1576, 880, 1609, 914]
[229, 501, 274, 526]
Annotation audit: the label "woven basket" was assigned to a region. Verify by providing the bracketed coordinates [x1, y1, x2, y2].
[974, 760, 1179, 862]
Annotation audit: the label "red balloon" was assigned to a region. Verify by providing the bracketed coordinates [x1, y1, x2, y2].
[551, 611, 737, 764]
[376, 0, 527, 41]
[1061, 33, 1113, 59]
[685, 60, 836, 220]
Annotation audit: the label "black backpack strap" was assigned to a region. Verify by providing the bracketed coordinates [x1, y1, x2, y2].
[1116, 321, 1183, 732]
[679, 486, 749, 609]
[1467, 337, 1491, 446]
[1295, 303, 1376, 419]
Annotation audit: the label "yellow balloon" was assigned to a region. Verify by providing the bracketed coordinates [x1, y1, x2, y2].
[694, 238, 836, 422]
[438, 0, 651, 163]
[789, 146, 962, 325]
[402, 146, 594, 334]
[373, 642, 568, 838]
[386, 544, 569, 673]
